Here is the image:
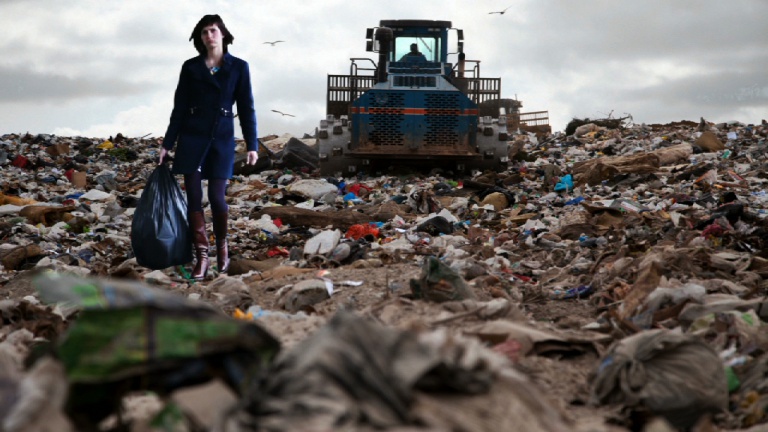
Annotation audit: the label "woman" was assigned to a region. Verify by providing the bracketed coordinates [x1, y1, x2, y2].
[159, 14, 259, 280]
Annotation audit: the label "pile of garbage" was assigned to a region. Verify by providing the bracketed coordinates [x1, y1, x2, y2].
[1, 117, 768, 431]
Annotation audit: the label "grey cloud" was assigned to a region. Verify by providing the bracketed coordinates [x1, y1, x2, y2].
[489, 1, 768, 71]
[551, 68, 768, 127]
[0, 66, 153, 102]
[626, 70, 768, 110]
[112, 14, 182, 46]
[37, 34, 182, 73]
[257, 70, 324, 102]
[1, 0, 766, 136]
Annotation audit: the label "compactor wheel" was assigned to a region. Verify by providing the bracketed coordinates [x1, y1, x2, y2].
[470, 123, 510, 172]
[317, 126, 355, 177]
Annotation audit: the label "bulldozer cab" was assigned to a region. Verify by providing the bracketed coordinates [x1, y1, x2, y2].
[370, 20, 453, 65]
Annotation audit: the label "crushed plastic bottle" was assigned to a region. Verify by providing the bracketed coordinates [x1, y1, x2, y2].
[343, 192, 364, 204]
[565, 196, 585, 206]
[551, 285, 593, 299]
[244, 305, 307, 320]
[579, 236, 608, 248]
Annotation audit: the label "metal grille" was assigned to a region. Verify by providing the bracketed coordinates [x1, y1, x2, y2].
[369, 92, 405, 146]
[393, 76, 437, 88]
[424, 93, 459, 146]
[389, 63, 443, 75]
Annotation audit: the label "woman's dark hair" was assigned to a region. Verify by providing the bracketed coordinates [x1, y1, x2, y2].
[189, 14, 234, 55]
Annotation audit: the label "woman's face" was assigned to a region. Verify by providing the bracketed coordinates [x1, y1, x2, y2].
[201, 24, 223, 52]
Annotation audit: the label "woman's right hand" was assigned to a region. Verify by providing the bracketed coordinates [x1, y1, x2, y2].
[159, 148, 168, 165]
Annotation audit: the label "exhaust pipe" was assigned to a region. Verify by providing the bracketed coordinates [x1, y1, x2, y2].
[375, 27, 393, 83]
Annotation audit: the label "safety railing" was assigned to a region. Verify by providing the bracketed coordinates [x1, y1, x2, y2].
[519, 110, 550, 126]
[327, 74, 377, 118]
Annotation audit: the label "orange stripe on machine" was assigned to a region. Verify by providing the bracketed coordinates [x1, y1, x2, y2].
[350, 107, 479, 115]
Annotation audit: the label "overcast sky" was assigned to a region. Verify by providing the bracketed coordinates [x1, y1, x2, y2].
[1, 0, 766, 141]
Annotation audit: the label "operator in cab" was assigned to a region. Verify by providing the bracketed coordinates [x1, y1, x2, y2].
[399, 43, 427, 62]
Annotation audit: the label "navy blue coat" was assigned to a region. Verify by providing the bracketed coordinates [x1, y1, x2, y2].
[162, 52, 258, 179]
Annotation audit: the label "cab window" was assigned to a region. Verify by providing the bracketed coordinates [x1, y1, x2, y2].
[394, 37, 437, 62]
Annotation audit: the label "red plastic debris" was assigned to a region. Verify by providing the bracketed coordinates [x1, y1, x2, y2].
[267, 246, 289, 257]
[492, 339, 524, 363]
[701, 223, 727, 238]
[346, 183, 372, 197]
[345, 223, 380, 240]
[12, 155, 29, 168]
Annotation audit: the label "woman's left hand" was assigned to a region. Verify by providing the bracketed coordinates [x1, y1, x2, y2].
[246, 150, 259, 165]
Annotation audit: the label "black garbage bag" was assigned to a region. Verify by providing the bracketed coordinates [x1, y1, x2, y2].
[476, 186, 516, 206]
[233, 142, 274, 175]
[275, 137, 319, 170]
[130, 164, 192, 269]
[589, 329, 728, 429]
[416, 216, 455, 236]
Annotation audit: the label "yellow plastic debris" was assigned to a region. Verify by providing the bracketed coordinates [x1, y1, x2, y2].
[233, 308, 253, 321]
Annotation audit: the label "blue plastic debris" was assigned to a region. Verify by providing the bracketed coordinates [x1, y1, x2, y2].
[554, 174, 573, 192]
[565, 196, 585, 206]
[552, 285, 593, 299]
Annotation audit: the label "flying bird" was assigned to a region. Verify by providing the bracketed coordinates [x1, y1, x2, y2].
[488, 5, 513, 14]
[263, 40, 285, 46]
[271, 110, 295, 117]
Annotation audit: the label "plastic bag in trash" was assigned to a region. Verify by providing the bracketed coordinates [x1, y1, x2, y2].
[130, 163, 192, 270]
[410, 256, 476, 302]
[554, 174, 573, 192]
[589, 329, 728, 429]
[33, 272, 280, 430]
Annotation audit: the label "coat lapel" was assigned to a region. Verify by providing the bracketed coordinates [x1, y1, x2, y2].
[216, 52, 233, 87]
[194, 55, 221, 89]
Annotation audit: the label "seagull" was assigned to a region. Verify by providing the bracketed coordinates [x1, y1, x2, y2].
[271, 109, 295, 117]
[263, 40, 285, 46]
[489, 5, 513, 14]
